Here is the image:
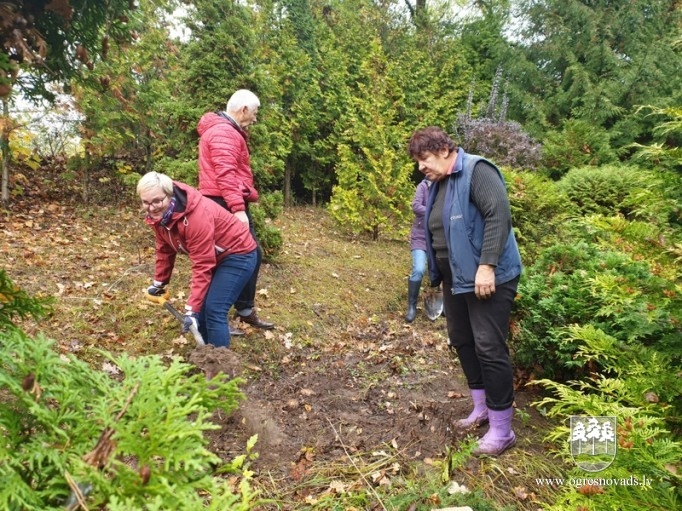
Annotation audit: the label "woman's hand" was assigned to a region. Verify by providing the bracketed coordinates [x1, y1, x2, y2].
[475, 264, 496, 300]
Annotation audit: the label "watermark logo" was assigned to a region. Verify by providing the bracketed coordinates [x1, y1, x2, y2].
[569, 416, 617, 472]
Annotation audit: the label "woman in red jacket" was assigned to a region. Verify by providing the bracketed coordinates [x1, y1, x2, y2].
[138, 171, 257, 348]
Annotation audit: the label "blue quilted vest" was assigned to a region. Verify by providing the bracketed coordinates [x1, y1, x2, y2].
[426, 149, 522, 294]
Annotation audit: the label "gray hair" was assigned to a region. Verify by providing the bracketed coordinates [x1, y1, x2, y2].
[137, 171, 173, 196]
[226, 89, 260, 114]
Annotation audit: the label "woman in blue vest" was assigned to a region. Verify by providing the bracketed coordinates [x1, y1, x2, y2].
[407, 126, 522, 456]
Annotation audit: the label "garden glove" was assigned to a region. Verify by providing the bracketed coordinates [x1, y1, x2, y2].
[182, 312, 199, 335]
[145, 281, 170, 302]
[147, 281, 167, 296]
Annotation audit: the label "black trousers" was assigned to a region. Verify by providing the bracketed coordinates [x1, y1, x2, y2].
[436, 257, 518, 410]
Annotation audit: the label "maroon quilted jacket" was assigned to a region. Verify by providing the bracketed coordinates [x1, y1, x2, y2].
[197, 112, 259, 213]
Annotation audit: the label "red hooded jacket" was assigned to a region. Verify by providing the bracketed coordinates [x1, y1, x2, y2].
[145, 181, 257, 313]
[197, 112, 259, 213]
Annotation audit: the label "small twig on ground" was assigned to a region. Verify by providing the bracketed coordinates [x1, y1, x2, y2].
[326, 417, 389, 511]
[105, 264, 152, 294]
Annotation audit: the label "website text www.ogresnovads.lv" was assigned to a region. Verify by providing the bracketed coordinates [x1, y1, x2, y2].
[534, 475, 652, 488]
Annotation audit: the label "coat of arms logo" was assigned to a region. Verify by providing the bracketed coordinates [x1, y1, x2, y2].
[569, 416, 617, 472]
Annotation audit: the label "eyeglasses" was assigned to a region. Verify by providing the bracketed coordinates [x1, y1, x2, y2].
[141, 196, 168, 209]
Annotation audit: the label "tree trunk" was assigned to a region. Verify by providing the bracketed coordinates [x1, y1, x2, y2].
[1, 99, 10, 205]
[284, 163, 292, 208]
[82, 153, 91, 203]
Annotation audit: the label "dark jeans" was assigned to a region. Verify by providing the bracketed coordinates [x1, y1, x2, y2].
[437, 257, 518, 410]
[233, 208, 262, 314]
[198, 249, 257, 348]
[205, 196, 262, 314]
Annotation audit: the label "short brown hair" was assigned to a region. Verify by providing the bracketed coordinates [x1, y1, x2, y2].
[407, 126, 458, 160]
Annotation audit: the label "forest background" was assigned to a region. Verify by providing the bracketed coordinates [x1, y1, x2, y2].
[0, 0, 680, 510]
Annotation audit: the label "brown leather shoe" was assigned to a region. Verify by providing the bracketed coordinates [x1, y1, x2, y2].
[230, 327, 245, 337]
[238, 311, 275, 330]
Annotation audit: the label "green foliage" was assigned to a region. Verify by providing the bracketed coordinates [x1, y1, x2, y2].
[557, 164, 660, 218]
[156, 157, 200, 187]
[250, 191, 284, 260]
[3, 0, 137, 101]
[532, 327, 681, 510]
[0, 269, 51, 329]
[541, 120, 617, 179]
[631, 105, 682, 171]
[0, 329, 260, 510]
[328, 38, 414, 240]
[511, 0, 682, 162]
[513, 238, 681, 379]
[504, 169, 572, 265]
[72, 0, 185, 175]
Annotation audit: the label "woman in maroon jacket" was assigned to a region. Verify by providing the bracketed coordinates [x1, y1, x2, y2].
[138, 171, 257, 348]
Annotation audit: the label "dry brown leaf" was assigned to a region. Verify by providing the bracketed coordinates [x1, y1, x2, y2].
[328, 480, 346, 493]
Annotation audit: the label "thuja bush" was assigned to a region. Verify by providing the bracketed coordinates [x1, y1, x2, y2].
[512, 239, 681, 379]
[251, 190, 284, 260]
[0, 329, 261, 510]
[557, 164, 660, 219]
[532, 326, 681, 511]
[0, 269, 51, 329]
[503, 169, 573, 265]
[541, 119, 617, 179]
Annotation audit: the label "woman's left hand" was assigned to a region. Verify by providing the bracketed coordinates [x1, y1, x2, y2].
[475, 264, 496, 300]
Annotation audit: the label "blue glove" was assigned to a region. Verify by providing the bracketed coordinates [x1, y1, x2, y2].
[182, 312, 199, 334]
[147, 282, 167, 296]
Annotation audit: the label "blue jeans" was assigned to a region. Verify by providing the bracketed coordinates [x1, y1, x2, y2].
[409, 249, 427, 282]
[197, 250, 257, 348]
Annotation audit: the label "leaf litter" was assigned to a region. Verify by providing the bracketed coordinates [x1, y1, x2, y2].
[0, 171, 561, 509]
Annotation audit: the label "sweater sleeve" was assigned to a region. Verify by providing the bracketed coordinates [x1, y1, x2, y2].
[470, 162, 512, 267]
[412, 180, 429, 216]
[154, 232, 177, 285]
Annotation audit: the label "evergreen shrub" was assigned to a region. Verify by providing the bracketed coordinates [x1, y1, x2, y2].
[250, 191, 284, 260]
[557, 164, 659, 219]
[0, 329, 259, 510]
[0, 271, 260, 510]
[541, 119, 617, 179]
[533, 326, 681, 511]
[512, 240, 680, 379]
[503, 169, 573, 265]
[0, 269, 51, 329]
[156, 157, 200, 187]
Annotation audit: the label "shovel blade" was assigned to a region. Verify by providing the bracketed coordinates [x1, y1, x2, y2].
[423, 290, 443, 320]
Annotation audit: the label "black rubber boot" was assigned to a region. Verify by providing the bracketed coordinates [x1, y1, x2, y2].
[405, 279, 421, 323]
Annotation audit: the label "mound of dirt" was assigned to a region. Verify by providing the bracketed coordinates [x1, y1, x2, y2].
[186, 320, 541, 483]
